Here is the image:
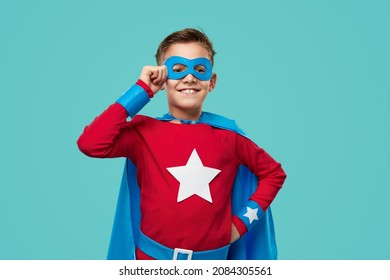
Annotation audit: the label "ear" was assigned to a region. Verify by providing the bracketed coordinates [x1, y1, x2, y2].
[209, 73, 217, 92]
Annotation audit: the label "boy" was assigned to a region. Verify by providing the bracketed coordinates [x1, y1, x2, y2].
[77, 28, 286, 260]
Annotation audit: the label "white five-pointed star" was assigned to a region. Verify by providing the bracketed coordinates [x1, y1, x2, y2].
[167, 149, 221, 203]
[244, 207, 259, 224]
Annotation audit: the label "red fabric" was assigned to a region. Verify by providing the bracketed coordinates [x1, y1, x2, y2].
[136, 248, 154, 260]
[136, 79, 154, 98]
[232, 215, 248, 237]
[77, 103, 286, 254]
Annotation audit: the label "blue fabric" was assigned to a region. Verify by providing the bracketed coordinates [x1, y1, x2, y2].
[235, 200, 264, 232]
[117, 84, 150, 118]
[137, 231, 230, 260]
[107, 111, 278, 260]
[164, 56, 213, 81]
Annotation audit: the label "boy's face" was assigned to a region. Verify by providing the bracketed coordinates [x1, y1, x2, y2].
[162, 42, 217, 120]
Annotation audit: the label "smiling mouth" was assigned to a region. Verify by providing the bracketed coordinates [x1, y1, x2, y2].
[179, 89, 200, 94]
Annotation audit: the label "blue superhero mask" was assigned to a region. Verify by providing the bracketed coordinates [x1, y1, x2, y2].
[164, 56, 213, 81]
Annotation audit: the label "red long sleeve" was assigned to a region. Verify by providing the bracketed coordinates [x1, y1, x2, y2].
[77, 106, 286, 253]
[77, 102, 140, 161]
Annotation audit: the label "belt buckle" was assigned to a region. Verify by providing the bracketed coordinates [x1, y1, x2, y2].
[173, 248, 193, 260]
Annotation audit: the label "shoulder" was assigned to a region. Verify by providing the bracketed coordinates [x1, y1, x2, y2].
[130, 114, 171, 124]
[201, 111, 248, 138]
[125, 114, 168, 131]
[118, 115, 153, 132]
[130, 114, 154, 124]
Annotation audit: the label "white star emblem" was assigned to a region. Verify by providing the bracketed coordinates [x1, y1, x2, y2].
[167, 149, 221, 203]
[244, 207, 259, 224]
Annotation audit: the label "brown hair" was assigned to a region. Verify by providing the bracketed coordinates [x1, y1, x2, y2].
[155, 28, 216, 65]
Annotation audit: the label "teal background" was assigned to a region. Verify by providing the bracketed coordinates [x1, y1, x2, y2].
[1, 0, 389, 259]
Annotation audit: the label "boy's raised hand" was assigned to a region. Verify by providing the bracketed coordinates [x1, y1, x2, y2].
[139, 65, 168, 94]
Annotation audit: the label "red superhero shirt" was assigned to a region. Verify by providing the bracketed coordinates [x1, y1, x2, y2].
[77, 103, 286, 259]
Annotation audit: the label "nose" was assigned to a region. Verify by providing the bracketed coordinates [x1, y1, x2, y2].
[182, 73, 197, 83]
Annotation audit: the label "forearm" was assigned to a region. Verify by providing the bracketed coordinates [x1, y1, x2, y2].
[249, 163, 286, 211]
[232, 135, 287, 236]
[231, 164, 286, 237]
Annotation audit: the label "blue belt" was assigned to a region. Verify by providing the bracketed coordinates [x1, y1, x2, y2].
[137, 231, 230, 260]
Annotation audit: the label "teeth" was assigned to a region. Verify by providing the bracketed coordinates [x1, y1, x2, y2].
[181, 89, 196, 94]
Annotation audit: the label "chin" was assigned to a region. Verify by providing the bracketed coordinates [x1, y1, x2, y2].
[170, 102, 203, 112]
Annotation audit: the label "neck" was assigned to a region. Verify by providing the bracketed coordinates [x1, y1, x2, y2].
[168, 108, 202, 121]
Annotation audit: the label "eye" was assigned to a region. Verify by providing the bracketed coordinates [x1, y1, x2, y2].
[172, 64, 187, 73]
[195, 65, 206, 73]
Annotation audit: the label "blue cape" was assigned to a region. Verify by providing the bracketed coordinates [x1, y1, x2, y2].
[107, 112, 278, 260]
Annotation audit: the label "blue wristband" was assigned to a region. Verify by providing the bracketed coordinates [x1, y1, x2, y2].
[236, 200, 264, 231]
[117, 83, 150, 118]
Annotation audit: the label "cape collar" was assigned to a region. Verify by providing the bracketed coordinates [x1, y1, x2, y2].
[156, 111, 247, 137]
[158, 112, 202, 124]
